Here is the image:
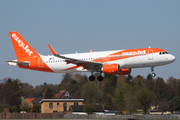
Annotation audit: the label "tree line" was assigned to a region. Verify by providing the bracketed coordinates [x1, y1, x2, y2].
[0, 73, 180, 114]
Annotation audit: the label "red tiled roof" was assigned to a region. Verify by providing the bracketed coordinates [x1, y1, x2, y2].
[25, 98, 34, 103]
[54, 90, 66, 98]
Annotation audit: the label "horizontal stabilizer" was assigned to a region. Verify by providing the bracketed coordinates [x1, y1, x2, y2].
[5, 60, 30, 66]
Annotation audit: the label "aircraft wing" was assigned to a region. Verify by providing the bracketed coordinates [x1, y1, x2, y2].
[48, 45, 103, 70]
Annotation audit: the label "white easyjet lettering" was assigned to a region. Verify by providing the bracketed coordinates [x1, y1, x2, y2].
[19, 42, 25, 47]
[12, 33, 33, 56]
[122, 50, 146, 55]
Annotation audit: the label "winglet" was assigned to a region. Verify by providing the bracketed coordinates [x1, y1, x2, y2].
[48, 44, 57, 55]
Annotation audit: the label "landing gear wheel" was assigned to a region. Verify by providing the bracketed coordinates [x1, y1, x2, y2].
[89, 75, 95, 81]
[97, 75, 103, 81]
[152, 73, 156, 77]
[150, 67, 156, 77]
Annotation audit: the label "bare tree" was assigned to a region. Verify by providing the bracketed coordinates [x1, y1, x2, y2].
[135, 88, 156, 114]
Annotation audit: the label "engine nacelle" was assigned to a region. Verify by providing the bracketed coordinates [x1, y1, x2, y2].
[102, 64, 120, 74]
[102, 64, 131, 75]
[118, 68, 131, 75]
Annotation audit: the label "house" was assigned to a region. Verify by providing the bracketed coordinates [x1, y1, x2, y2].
[23, 97, 46, 107]
[24, 98, 34, 107]
[149, 108, 171, 115]
[40, 99, 84, 113]
[25, 90, 73, 109]
[40, 90, 84, 113]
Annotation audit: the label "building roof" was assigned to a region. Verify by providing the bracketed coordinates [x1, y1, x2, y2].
[33, 97, 46, 105]
[54, 90, 74, 99]
[54, 90, 66, 98]
[69, 105, 105, 112]
[25, 98, 34, 103]
[39, 99, 84, 103]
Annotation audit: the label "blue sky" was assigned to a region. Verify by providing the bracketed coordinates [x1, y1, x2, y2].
[0, 0, 179, 86]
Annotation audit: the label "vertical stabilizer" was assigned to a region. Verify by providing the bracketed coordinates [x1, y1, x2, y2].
[9, 31, 39, 60]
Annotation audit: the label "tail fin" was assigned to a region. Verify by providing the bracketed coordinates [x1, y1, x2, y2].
[9, 31, 39, 60]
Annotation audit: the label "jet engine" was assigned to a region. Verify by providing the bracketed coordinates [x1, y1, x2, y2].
[102, 64, 120, 74]
[102, 64, 131, 75]
[118, 68, 131, 75]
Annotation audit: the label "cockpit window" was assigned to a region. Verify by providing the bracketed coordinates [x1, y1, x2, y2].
[159, 52, 168, 55]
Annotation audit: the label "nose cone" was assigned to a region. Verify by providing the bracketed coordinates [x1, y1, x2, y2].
[169, 54, 176, 63]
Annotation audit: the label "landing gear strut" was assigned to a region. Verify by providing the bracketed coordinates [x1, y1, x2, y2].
[97, 72, 103, 81]
[89, 70, 95, 81]
[151, 66, 156, 77]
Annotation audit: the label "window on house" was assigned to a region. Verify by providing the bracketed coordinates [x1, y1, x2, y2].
[49, 103, 53, 109]
[74, 102, 78, 105]
[63, 103, 67, 111]
[64, 91, 69, 98]
[57, 103, 59, 106]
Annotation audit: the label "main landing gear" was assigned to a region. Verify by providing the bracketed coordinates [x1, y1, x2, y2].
[89, 75, 104, 81]
[89, 75, 95, 81]
[89, 71, 104, 81]
[151, 66, 156, 77]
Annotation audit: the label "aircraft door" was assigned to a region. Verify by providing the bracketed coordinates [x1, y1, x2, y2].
[148, 49, 153, 60]
[38, 58, 43, 68]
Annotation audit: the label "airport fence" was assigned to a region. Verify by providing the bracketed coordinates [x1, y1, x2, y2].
[1, 113, 180, 119]
[0, 113, 64, 119]
[64, 114, 180, 119]
[64, 114, 134, 119]
[134, 114, 180, 119]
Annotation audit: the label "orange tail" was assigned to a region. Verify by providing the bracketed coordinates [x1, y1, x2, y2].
[9, 31, 39, 60]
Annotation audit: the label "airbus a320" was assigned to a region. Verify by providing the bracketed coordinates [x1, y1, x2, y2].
[6, 31, 176, 81]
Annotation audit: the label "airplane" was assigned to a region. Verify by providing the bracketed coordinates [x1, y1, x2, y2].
[6, 31, 176, 81]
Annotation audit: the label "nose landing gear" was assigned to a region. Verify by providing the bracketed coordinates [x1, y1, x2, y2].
[151, 66, 156, 77]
